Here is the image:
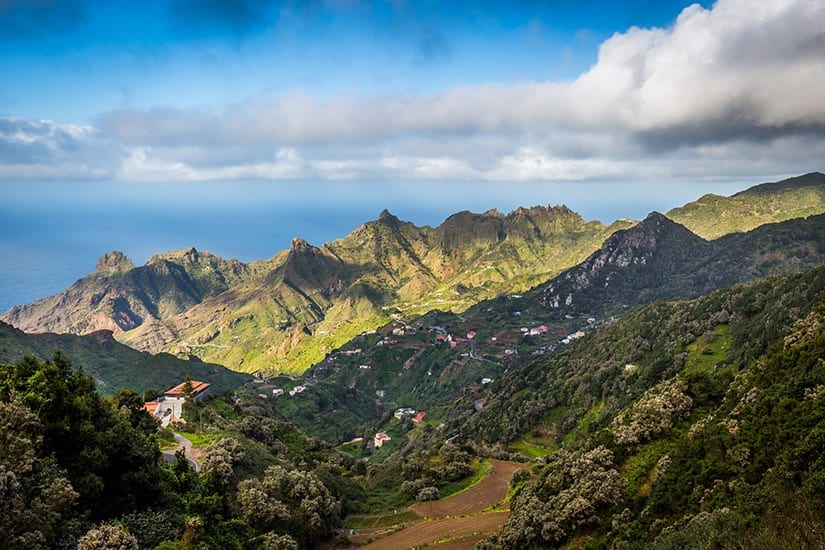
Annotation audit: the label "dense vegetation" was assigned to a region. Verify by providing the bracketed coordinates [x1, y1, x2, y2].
[0, 354, 366, 549]
[465, 265, 825, 547]
[254, 211, 825, 446]
[2, 173, 825, 548]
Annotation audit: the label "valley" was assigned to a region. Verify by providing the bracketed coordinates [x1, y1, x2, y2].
[4, 0, 825, 547]
[2, 172, 825, 548]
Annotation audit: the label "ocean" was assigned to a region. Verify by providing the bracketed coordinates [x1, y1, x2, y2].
[0, 179, 747, 313]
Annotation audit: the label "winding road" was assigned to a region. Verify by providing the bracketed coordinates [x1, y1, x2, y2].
[161, 432, 201, 472]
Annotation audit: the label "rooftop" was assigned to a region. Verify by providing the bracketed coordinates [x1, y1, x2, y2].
[164, 380, 210, 397]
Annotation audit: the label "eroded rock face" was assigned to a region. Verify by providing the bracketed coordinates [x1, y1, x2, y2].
[540, 213, 707, 314]
[94, 251, 135, 274]
[1, 249, 249, 336]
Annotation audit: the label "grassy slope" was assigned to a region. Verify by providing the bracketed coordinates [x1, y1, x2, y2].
[0, 321, 251, 396]
[666, 171, 825, 239]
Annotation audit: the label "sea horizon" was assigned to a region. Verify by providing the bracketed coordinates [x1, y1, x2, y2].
[0, 178, 751, 313]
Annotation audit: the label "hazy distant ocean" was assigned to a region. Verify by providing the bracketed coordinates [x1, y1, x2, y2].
[0, 179, 747, 314]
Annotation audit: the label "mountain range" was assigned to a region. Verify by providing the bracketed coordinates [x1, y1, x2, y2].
[2, 172, 824, 378]
[254, 210, 825, 443]
[3, 206, 634, 373]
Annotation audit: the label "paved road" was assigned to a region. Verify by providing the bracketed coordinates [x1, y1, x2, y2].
[161, 433, 200, 472]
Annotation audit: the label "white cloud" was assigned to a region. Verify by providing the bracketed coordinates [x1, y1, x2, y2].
[4, 0, 825, 182]
[0, 116, 122, 179]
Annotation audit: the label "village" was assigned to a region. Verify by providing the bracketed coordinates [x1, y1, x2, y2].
[233, 304, 613, 452]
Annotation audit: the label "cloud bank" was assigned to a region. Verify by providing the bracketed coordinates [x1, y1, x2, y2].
[3, 0, 824, 182]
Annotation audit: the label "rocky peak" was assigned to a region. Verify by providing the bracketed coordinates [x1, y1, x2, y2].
[94, 251, 135, 274]
[182, 246, 199, 261]
[147, 247, 205, 266]
[291, 237, 312, 252]
[595, 212, 699, 264]
[539, 212, 707, 313]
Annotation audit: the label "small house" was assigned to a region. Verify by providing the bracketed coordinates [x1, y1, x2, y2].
[374, 432, 391, 448]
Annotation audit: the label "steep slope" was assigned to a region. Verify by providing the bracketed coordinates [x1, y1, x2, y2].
[259, 214, 825, 444]
[119, 206, 627, 373]
[6, 173, 823, 376]
[0, 320, 251, 395]
[1, 248, 251, 334]
[454, 264, 825, 548]
[666, 171, 825, 239]
[538, 212, 825, 319]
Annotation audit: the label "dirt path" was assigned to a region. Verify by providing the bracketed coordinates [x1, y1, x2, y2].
[358, 460, 527, 549]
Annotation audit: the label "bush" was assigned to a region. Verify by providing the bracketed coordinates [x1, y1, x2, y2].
[77, 524, 138, 550]
[416, 486, 441, 501]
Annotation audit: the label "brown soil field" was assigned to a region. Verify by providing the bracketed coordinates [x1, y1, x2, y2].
[413, 460, 526, 518]
[361, 511, 508, 550]
[428, 533, 490, 549]
[357, 460, 527, 549]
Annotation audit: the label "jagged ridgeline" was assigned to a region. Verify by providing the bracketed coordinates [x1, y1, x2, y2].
[3, 206, 631, 373]
[265, 212, 825, 444]
[2, 172, 824, 375]
[536, 211, 825, 319]
[461, 264, 825, 548]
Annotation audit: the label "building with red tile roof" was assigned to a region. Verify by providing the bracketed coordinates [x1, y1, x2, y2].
[164, 380, 210, 400]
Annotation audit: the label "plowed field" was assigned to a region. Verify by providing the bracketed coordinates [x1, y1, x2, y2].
[359, 460, 527, 549]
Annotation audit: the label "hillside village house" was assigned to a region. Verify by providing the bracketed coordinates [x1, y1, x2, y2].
[143, 380, 210, 427]
[373, 432, 391, 449]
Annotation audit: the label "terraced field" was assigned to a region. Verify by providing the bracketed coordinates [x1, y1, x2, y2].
[357, 460, 526, 549]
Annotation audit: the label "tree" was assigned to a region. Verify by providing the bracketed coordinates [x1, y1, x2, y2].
[0, 354, 165, 519]
[237, 464, 341, 546]
[416, 486, 440, 501]
[77, 523, 138, 550]
[111, 388, 159, 435]
[182, 375, 195, 402]
[497, 446, 626, 548]
[0, 393, 77, 549]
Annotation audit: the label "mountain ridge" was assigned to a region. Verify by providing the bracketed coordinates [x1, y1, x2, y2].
[666, 171, 825, 239]
[41, 204, 627, 373]
[3, 173, 825, 374]
[538, 211, 825, 319]
[0, 320, 251, 395]
[260, 212, 825, 443]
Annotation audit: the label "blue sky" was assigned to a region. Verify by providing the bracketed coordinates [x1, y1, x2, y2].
[2, 0, 822, 186]
[2, 1, 707, 122]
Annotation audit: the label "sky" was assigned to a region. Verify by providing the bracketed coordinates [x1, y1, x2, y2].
[1, 0, 823, 185]
[1, 0, 824, 310]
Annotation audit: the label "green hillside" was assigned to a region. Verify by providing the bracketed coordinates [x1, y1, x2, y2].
[118, 206, 629, 373]
[0, 321, 250, 395]
[455, 265, 825, 548]
[667, 171, 825, 239]
[3, 189, 825, 548]
[261, 213, 825, 444]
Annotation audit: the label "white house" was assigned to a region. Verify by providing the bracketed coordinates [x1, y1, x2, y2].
[143, 380, 210, 427]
